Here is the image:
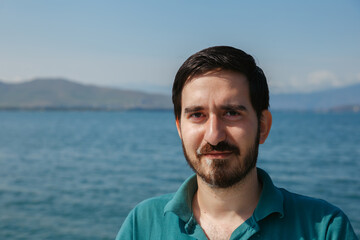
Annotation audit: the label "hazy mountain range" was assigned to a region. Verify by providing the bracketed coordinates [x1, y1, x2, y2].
[0, 78, 359, 112]
[270, 83, 360, 112]
[0, 78, 172, 110]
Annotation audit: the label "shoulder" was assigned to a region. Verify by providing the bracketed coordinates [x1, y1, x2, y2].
[280, 188, 341, 215]
[116, 193, 176, 240]
[279, 188, 357, 238]
[131, 193, 175, 217]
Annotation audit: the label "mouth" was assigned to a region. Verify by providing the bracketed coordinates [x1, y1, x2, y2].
[202, 151, 233, 159]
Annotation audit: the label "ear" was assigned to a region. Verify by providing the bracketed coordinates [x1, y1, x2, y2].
[175, 118, 182, 139]
[259, 110, 272, 144]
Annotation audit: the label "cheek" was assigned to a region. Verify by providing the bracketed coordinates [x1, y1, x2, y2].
[228, 123, 257, 145]
[181, 124, 204, 150]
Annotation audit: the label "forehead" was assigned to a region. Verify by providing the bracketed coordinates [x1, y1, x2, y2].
[181, 70, 250, 106]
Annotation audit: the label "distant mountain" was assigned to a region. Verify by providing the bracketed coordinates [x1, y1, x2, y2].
[0, 78, 172, 110]
[270, 83, 360, 111]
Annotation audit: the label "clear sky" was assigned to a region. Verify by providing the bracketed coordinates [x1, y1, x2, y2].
[1, 0, 359, 94]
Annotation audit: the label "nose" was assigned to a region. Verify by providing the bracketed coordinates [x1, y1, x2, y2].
[204, 114, 226, 146]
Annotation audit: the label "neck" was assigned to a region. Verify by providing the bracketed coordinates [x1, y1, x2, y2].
[193, 167, 262, 222]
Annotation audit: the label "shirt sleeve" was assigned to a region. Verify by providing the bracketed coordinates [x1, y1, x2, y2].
[115, 209, 135, 240]
[326, 210, 358, 240]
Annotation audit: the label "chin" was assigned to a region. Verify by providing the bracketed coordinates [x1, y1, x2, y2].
[198, 163, 254, 189]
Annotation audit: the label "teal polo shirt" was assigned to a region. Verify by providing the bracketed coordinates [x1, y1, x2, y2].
[116, 168, 357, 239]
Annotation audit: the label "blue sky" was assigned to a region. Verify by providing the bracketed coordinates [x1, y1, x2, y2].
[1, 0, 359, 94]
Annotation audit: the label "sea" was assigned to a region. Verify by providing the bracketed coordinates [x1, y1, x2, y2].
[0, 110, 359, 239]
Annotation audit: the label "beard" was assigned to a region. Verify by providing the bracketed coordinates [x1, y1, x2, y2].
[182, 127, 260, 188]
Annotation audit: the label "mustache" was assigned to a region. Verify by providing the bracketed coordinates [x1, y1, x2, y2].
[196, 141, 240, 156]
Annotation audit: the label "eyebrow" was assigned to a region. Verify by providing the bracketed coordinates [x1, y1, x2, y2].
[221, 104, 247, 112]
[184, 106, 204, 114]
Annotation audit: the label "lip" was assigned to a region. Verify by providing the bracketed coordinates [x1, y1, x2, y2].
[202, 151, 232, 159]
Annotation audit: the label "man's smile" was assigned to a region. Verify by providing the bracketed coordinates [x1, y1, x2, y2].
[201, 151, 233, 159]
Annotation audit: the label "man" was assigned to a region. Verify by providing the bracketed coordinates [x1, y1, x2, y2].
[116, 46, 357, 239]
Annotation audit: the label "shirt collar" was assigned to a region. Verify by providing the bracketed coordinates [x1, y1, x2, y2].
[253, 168, 284, 221]
[163, 174, 197, 222]
[163, 168, 284, 223]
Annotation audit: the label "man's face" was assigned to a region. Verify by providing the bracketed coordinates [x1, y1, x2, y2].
[176, 70, 260, 188]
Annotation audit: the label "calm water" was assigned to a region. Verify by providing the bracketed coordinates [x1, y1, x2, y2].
[0, 111, 359, 239]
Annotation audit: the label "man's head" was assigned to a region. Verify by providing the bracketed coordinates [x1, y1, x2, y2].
[172, 46, 272, 188]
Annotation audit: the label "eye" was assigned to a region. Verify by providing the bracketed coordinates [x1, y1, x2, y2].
[190, 112, 204, 118]
[187, 112, 206, 122]
[225, 110, 240, 116]
[224, 110, 242, 120]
